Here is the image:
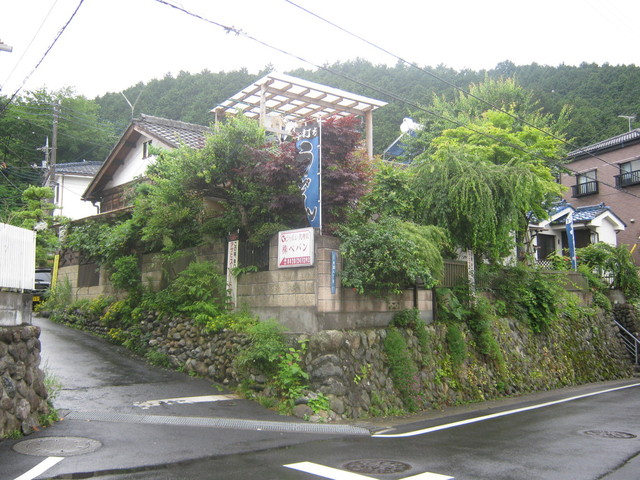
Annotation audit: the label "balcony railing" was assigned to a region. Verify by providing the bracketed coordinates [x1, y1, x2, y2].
[615, 169, 640, 188]
[571, 180, 598, 197]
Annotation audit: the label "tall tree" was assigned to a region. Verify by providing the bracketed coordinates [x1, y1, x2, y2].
[411, 79, 566, 262]
[6, 186, 59, 266]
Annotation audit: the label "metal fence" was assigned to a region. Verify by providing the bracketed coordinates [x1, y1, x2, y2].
[0, 223, 36, 291]
[441, 260, 468, 287]
[440, 259, 589, 291]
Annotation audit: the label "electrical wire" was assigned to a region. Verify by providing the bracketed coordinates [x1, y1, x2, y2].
[1, 0, 61, 91]
[150, 0, 640, 200]
[0, 0, 86, 115]
[283, 0, 631, 173]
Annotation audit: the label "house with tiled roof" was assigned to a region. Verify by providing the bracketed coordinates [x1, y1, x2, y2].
[558, 129, 640, 263]
[43, 160, 103, 220]
[82, 114, 210, 214]
[529, 201, 625, 265]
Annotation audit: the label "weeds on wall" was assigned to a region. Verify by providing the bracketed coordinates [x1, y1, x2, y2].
[383, 326, 424, 413]
[479, 265, 561, 333]
[435, 286, 508, 382]
[234, 319, 328, 415]
[390, 308, 431, 362]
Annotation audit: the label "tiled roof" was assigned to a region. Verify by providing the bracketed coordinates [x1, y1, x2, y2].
[136, 114, 210, 149]
[54, 161, 103, 176]
[567, 129, 640, 158]
[550, 202, 619, 225]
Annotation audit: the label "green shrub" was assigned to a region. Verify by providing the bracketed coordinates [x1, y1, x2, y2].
[435, 287, 469, 323]
[484, 265, 560, 332]
[145, 349, 172, 368]
[338, 217, 446, 296]
[205, 308, 258, 333]
[234, 320, 288, 377]
[38, 278, 72, 319]
[274, 345, 309, 400]
[577, 243, 640, 301]
[156, 260, 230, 324]
[110, 255, 141, 294]
[100, 299, 132, 327]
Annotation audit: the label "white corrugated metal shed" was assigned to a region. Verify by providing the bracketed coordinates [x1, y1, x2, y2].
[0, 223, 35, 291]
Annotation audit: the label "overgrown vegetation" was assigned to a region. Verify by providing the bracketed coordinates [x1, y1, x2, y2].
[383, 327, 423, 413]
[338, 217, 447, 297]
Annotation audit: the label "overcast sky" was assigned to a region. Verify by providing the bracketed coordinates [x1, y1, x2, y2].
[1, 0, 638, 100]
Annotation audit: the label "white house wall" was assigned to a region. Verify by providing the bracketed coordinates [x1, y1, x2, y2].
[105, 136, 169, 190]
[55, 174, 99, 220]
[594, 218, 621, 246]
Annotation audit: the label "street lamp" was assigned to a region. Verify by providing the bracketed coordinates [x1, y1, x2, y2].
[618, 115, 636, 132]
[0, 40, 13, 52]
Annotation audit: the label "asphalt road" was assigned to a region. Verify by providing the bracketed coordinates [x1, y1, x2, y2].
[1, 317, 639, 480]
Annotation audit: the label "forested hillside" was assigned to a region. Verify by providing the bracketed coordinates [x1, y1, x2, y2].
[94, 61, 640, 154]
[2, 60, 640, 216]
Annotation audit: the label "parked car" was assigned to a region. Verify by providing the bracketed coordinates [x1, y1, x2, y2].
[33, 267, 52, 305]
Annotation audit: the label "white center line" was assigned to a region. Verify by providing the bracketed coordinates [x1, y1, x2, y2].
[14, 456, 64, 480]
[284, 462, 454, 480]
[373, 382, 640, 438]
[134, 394, 239, 409]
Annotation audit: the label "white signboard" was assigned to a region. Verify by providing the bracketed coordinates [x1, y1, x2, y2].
[278, 227, 314, 268]
[226, 239, 239, 306]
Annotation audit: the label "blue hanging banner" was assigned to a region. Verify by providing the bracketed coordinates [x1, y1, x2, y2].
[295, 121, 321, 229]
[565, 211, 577, 270]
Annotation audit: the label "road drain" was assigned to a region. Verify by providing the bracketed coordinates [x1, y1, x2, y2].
[13, 436, 102, 457]
[583, 430, 637, 439]
[343, 459, 412, 474]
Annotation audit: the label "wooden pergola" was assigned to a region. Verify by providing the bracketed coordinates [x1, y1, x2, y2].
[212, 72, 387, 159]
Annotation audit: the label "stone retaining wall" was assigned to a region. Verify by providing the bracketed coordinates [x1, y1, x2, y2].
[301, 311, 631, 419]
[56, 305, 632, 421]
[613, 303, 639, 335]
[0, 326, 49, 437]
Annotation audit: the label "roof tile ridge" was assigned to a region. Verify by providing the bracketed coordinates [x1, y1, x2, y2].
[138, 114, 210, 132]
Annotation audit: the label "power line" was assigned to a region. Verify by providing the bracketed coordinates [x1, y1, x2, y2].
[283, 0, 628, 174]
[0, 0, 86, 115]
[157, 0, 639, 200]
[1, 0, 62, 91]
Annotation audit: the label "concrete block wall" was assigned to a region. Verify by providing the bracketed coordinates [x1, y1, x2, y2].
[56, 233, 432, 333]
[0, 292, 32, 327]
[237, 231, 432, 333]
[58, 240, 226, 301]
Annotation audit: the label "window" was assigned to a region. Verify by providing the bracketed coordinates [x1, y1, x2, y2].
[536, 234, 556, 261]
[78, 262, 100, 287]
[572, 170, 598, 197]
[616, 158, 640, 187]
[142, 140, 153, 159]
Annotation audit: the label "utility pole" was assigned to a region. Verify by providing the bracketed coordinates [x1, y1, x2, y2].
[50, 101, 59, 191]
[36, 137, 50, 186]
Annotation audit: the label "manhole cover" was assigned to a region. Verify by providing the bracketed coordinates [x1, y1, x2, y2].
[13, 436, 102, 457]
[343, 459, 412, 474]
[583, 430, 637, 439]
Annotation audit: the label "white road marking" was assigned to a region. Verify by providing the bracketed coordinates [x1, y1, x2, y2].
[283, 461, 453, 480]
[14, 456, 64, 480]
[373, 382, 640, 438]
[134, 394, 239, 409]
